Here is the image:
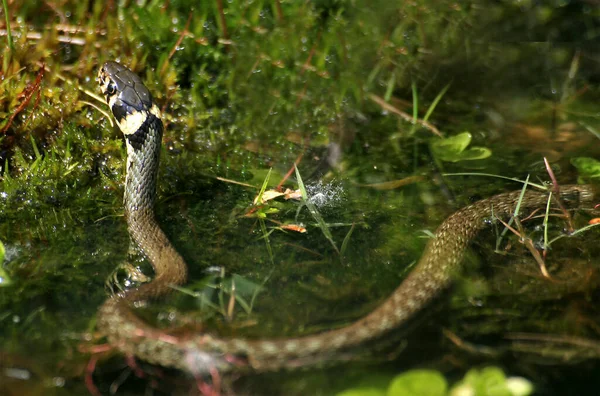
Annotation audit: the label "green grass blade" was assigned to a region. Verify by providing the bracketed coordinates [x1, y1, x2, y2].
[30, 135, 42, 159]
[495, 174, 530, 251]
[411, 81, 418, 123]
[548, 222, 600, 246]
[253, 168, 275, 263]
[512, 174, 530, 217]
[408, 81, 419, 136]
[294, 165, 339, 253]
[255, 168, 272, 204]
[2, 0, 14, 51]
[259, 218, 274, 264]
[443, 172, 546, 190]
[340, 223, 355, 257]
[384, 73, 396, 102]
[0, 239, 10, 286]
[294, 165, 308, 200]
[423, 83, 451, 123]
[542, 192, 552, 251]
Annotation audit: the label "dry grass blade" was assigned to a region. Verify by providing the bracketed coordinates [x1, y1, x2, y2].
[2, 64, 45, 133]
[443, 173, 546, 190]
[544, 157, 574, 232]
[355, 175, 424, 190]
[368, 94, 442, 137]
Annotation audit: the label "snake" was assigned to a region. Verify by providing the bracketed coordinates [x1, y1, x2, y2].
[95, 61, 598, 375]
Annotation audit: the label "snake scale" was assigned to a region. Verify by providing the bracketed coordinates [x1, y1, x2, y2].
[96, 61, 598, 375]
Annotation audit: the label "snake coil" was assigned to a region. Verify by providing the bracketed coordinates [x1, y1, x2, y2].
[96, 61, 598, 374]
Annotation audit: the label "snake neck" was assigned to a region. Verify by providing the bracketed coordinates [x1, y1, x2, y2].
[120, 113, 188, 292]
[123, 111, 162, 217]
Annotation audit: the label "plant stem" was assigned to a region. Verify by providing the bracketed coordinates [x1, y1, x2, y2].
[2, 0, 14, 51]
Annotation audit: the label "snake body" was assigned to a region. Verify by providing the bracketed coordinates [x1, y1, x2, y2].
[96, 61, 598, 374]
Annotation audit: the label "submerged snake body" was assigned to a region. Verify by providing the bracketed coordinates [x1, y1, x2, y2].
[96, 61, 597, 374]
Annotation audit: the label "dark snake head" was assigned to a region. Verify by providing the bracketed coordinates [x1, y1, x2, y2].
[97, 61, 158, 135]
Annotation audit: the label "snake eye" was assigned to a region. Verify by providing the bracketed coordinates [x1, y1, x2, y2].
[106, 81, 117, 96]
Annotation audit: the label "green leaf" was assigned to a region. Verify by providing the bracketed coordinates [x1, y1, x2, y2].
[337, 388, 386, 396]
[571, 157, 600, 178]
[430, 132, 492, 162]
[433, 131, 472, 153]
[505, 377, 534, 396]
[475, 367, 509, 396]
[387, 370, 447, 396]
[449, 367, 531, 396]
[0, 239, 9, 286]
[454, 147, 492, 161]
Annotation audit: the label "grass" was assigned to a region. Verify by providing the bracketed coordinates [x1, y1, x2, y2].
[1, 0, 12, 52]
[295, 164, 339, 254]
[173, 270, 265, 321]
[255, 168, 275, 263]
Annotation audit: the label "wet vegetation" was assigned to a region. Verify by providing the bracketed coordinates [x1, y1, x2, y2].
[2, 0, 600, 395]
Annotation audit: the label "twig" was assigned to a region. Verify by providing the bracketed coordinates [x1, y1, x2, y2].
[442, 328, 499, 357]
[495, 213, 553, 280]
[215, 176, 257, 189]
[544, 157, 574, 232]
[443, 173, 546, 190]
[2, 63, 45, 134]
[514, 217, 552, 279]
[84, 356, 102, 396]
[276, 150, 305, 191]
[161, 12, 193, 76]
[506, 332, 600, 353]
[227, 278, 236, 321]
[274, 0, 284, 22]
[354, 175, 424, 190]
[216, 0, 228, 40]
[299, 31, 321, 76]
[369, 94, 442, 137]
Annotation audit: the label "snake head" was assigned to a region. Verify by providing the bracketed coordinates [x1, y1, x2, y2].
[97, 61, 160, 136]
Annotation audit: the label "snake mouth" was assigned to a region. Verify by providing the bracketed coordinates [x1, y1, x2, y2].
[97, 66, 115, 104]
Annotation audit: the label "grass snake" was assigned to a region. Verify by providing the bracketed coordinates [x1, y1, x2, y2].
[96, 61, 599, 375]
